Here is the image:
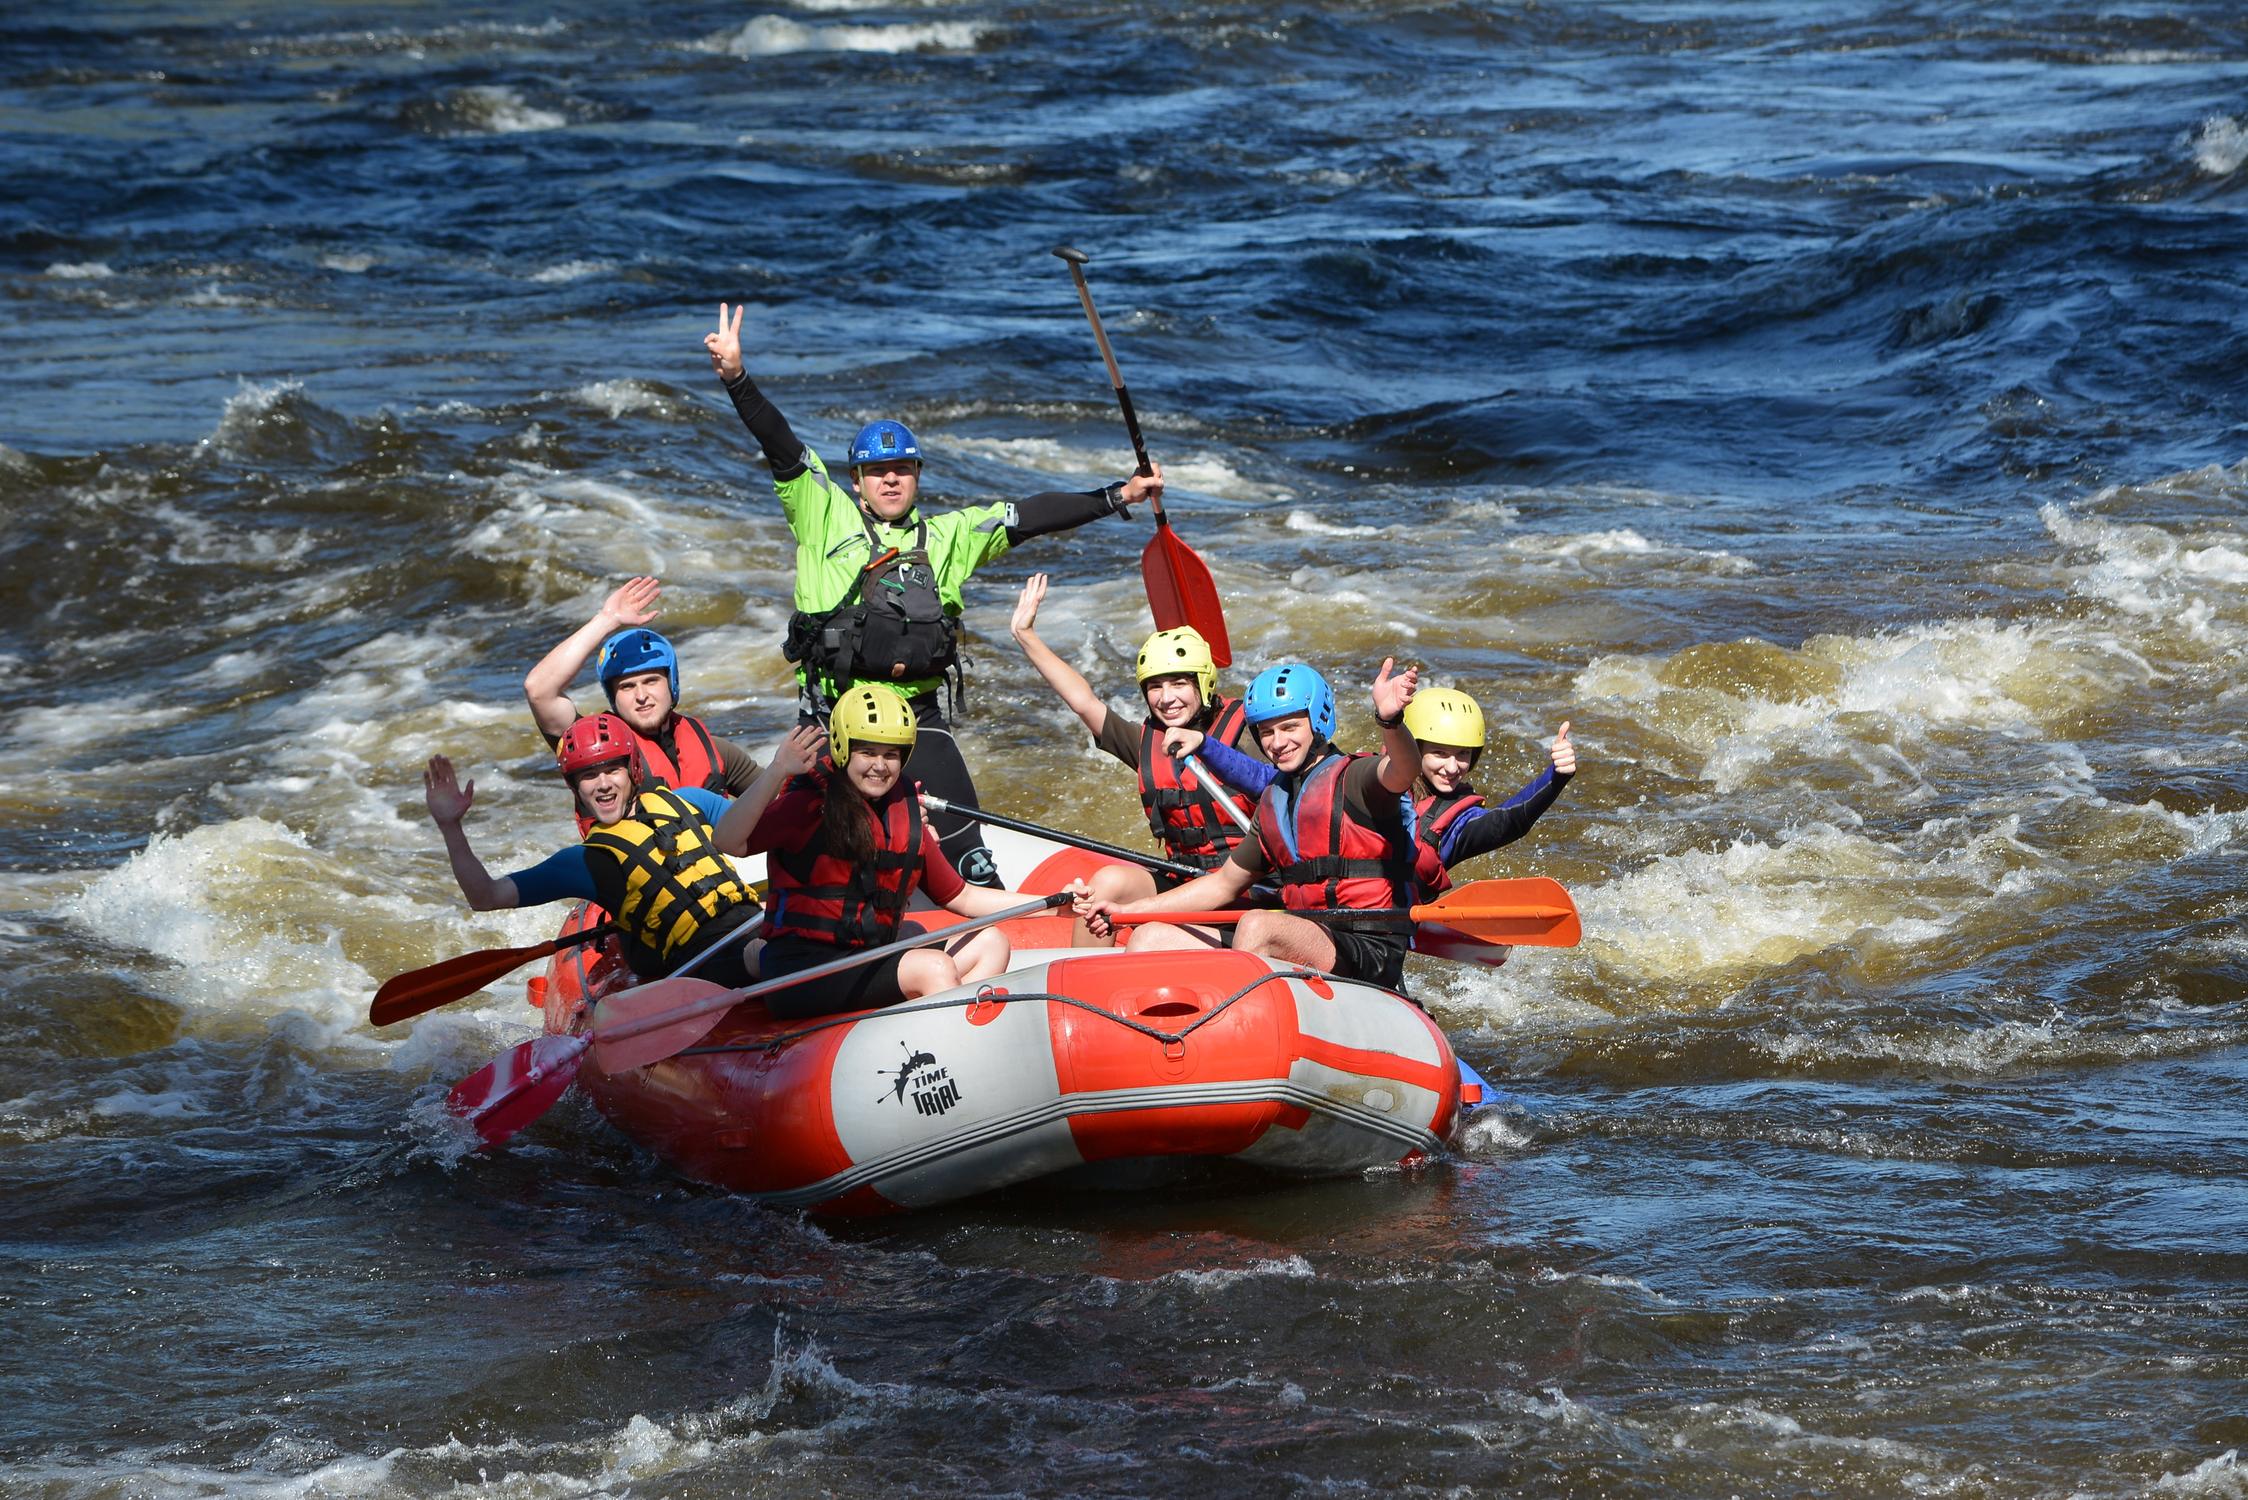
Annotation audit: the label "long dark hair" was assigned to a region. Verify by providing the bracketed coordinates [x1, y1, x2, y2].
[821, 759, 879, 868]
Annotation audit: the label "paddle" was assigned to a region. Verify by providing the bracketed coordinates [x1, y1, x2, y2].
[1108, 877, 1583, 949]
[370, 879, 770, 1028]
[1052, 245, 1232, 666]
[920, 793, 1205, 881]
[1183, 754, 1257, 836]
[445, 893, 1073, 1148]
[370, 923, 613, 1028]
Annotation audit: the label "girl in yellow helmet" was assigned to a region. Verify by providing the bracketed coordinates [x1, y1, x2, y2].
[1009, 573, 1270, 946]
[1401, 687, 1576, 898]
[725, 685, 1049, 1016]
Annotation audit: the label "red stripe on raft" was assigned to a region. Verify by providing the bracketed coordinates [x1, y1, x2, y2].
[1291, 1035, 1452, 1098]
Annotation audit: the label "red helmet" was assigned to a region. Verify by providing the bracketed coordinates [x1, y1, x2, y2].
[555, 712, 644, 784]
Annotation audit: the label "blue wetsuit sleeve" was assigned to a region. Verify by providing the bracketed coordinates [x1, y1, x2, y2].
[1194, 737, 1279, 796]
[1440, 768, 1572, 865]
[504, 847, 601, 908]
[675, 786, 730, 823]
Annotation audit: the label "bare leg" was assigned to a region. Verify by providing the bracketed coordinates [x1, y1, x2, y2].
[1123, 920, 1234, 952]
[897, 948, 963, 999]
[1233, 909, 1339, 971]
[947, 927, 1011, 984]
[1077, 864, 1156, 946]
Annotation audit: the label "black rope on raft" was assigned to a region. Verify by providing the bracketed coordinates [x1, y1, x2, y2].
[674, 967, 1330, 1059]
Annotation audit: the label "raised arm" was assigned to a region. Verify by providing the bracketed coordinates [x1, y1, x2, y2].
[714, 725, 825, 857]
[423, 756, 519, 911]
[523, 577, 661, 740]
[1009, 574, 1109, 736]
[1002, 460, 1164, 546]
[705, 301, 809, 482]
[1369, 657, 1421, 795]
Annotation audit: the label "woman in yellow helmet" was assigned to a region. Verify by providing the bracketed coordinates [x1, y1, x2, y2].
[1402, 687, 1576, 898]
[1009, 573, 1269, 945]
[727, 684, 1046, 1015]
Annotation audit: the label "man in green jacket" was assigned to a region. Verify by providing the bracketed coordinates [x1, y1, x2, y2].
[704, 302, 1163, 884]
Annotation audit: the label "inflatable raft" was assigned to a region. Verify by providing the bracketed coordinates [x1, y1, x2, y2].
[530, 825, 1472, 1214]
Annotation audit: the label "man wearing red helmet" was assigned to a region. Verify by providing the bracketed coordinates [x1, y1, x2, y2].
[421, 713, 818, 985]
[522, 575, 763, 801]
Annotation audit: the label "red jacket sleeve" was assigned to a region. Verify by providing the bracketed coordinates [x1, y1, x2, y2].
[741, 782, 822, 856]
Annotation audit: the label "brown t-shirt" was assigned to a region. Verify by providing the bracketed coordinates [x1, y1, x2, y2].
[1227, 754, 1410, 880]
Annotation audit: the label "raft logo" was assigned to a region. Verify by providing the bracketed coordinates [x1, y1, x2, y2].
[881, 1042, 962, 1117]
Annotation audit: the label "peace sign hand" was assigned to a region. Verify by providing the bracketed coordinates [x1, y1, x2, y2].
[704, 302, 746, 380]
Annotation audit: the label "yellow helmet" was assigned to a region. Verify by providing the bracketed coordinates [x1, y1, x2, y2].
[1403, 687, 1485, 751]
[829, 684, 917, 765]
[1135, 626, 1218, 705]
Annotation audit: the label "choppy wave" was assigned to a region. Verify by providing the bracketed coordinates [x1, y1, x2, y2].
[695, 15, 991, 57]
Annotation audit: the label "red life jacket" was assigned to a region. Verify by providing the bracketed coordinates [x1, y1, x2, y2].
[637, 713, 725, 794]
[1410, 787, 1485, 899]
[1137, 696, 1256, 870]
[768, 771, 925, 950]
[1254, 751, 1415, 912]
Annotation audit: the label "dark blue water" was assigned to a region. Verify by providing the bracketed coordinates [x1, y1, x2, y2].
[5, 3, 2246, 1494]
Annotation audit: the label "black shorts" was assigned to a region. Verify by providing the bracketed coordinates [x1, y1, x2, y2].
[1323, 928, 1409, 991]
[757, 935, 906, 1020]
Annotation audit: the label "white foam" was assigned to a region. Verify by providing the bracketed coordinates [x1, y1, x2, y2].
[2156, 1450, 2245, 1497]
[697, 15, 990, 56]
[8, 694, 194, 751]
[1167, 1254, 1315, 1290]
[532, 259, 611, 284]
[2043, 501, 2248, 629]
[456, 84, 566, 133]
[92, 1087, 208, 1119]
[320, 252, 376, 273]
[1285, 509, 1381, 538]
[1507, 527, 1756, 574]
[570, 379, 674, 417]
[197, 377, 303, 453]
[45, 260, 115, 279]
[2192, 115, 2248, 176]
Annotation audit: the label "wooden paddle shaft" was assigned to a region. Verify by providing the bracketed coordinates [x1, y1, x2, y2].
[1056, 250, 1156, 481]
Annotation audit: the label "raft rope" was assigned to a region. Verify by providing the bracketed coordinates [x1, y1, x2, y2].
[675, 966, 1331, 1059]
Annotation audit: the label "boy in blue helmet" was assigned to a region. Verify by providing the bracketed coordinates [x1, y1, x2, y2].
[1077, 659, 1425, 991]
[524, 575, 764, 799]
[704, 302, 1163, 886]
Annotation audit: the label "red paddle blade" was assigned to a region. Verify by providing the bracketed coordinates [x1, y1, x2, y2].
[587, 976, 738, 1075]
[370, 939, 559, 1028]
[1143, 517, 1232, 667]
[446, 1033, 589, 1149]
[1414, 877, 1582, 947]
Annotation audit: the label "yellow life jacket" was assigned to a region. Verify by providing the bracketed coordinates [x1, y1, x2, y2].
[582, 787, 752, 977]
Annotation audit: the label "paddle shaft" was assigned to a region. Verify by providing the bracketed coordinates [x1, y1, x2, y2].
[1112, 905, 1573, 927]
[921, 794, 1202, 880]
[369, 921, 615, 1026]
[1055, 249, 1156, 483]
[1183, 755, 1257, 835]
[595, 893, 1073, 1047]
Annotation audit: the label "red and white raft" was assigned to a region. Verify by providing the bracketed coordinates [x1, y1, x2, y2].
[531, 825, 1474, 1215]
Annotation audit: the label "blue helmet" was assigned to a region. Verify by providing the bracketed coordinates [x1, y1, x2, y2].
[596, 628, 679, 706]
[849, 419, 922, 469]
[1243, 663, 1336, 739]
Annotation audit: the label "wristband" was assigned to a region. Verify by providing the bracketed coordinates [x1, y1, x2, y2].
[1373, 707, 1404, 729]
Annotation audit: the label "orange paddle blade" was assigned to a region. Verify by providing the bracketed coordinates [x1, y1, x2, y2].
[1143, 516, 1231, 667]
[371, 936, 573, 1027]
[1415, 877, 1581, 947]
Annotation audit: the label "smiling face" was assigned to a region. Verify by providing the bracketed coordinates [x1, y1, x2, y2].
[1141, 672, 1205, 728]
[1418, 741, 1478, 795]
[851, 459, 922, 522]
[606, 669, 674, 737]
[846, 743, 906, 800]
[1250, 711, 1317, 773]
[569, 760, 637, 826]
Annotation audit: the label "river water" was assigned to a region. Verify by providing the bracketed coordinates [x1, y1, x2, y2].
[5, 2, 2247, 1495]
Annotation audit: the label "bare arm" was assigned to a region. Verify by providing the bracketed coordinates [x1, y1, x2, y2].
[714, 725, 824, 857]
[1074, 860, 1256, 937]
[1009, 574, 1108, 736]
[523, 577, 662, 740]
[1369, 656, 1421, 795]
[423, 756, 520, 911]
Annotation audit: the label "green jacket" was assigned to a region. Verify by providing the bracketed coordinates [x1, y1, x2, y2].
[778, 446, 1014, 703]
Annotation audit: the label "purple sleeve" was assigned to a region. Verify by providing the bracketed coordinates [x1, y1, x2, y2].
[1194, 737, 1278, 796]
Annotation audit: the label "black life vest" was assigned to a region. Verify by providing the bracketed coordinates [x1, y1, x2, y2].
[768, 771, 925, 950]
[582, 788, 755, 978]
[1137, 696, 1256, 870]
[784, 511, 963, 709]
